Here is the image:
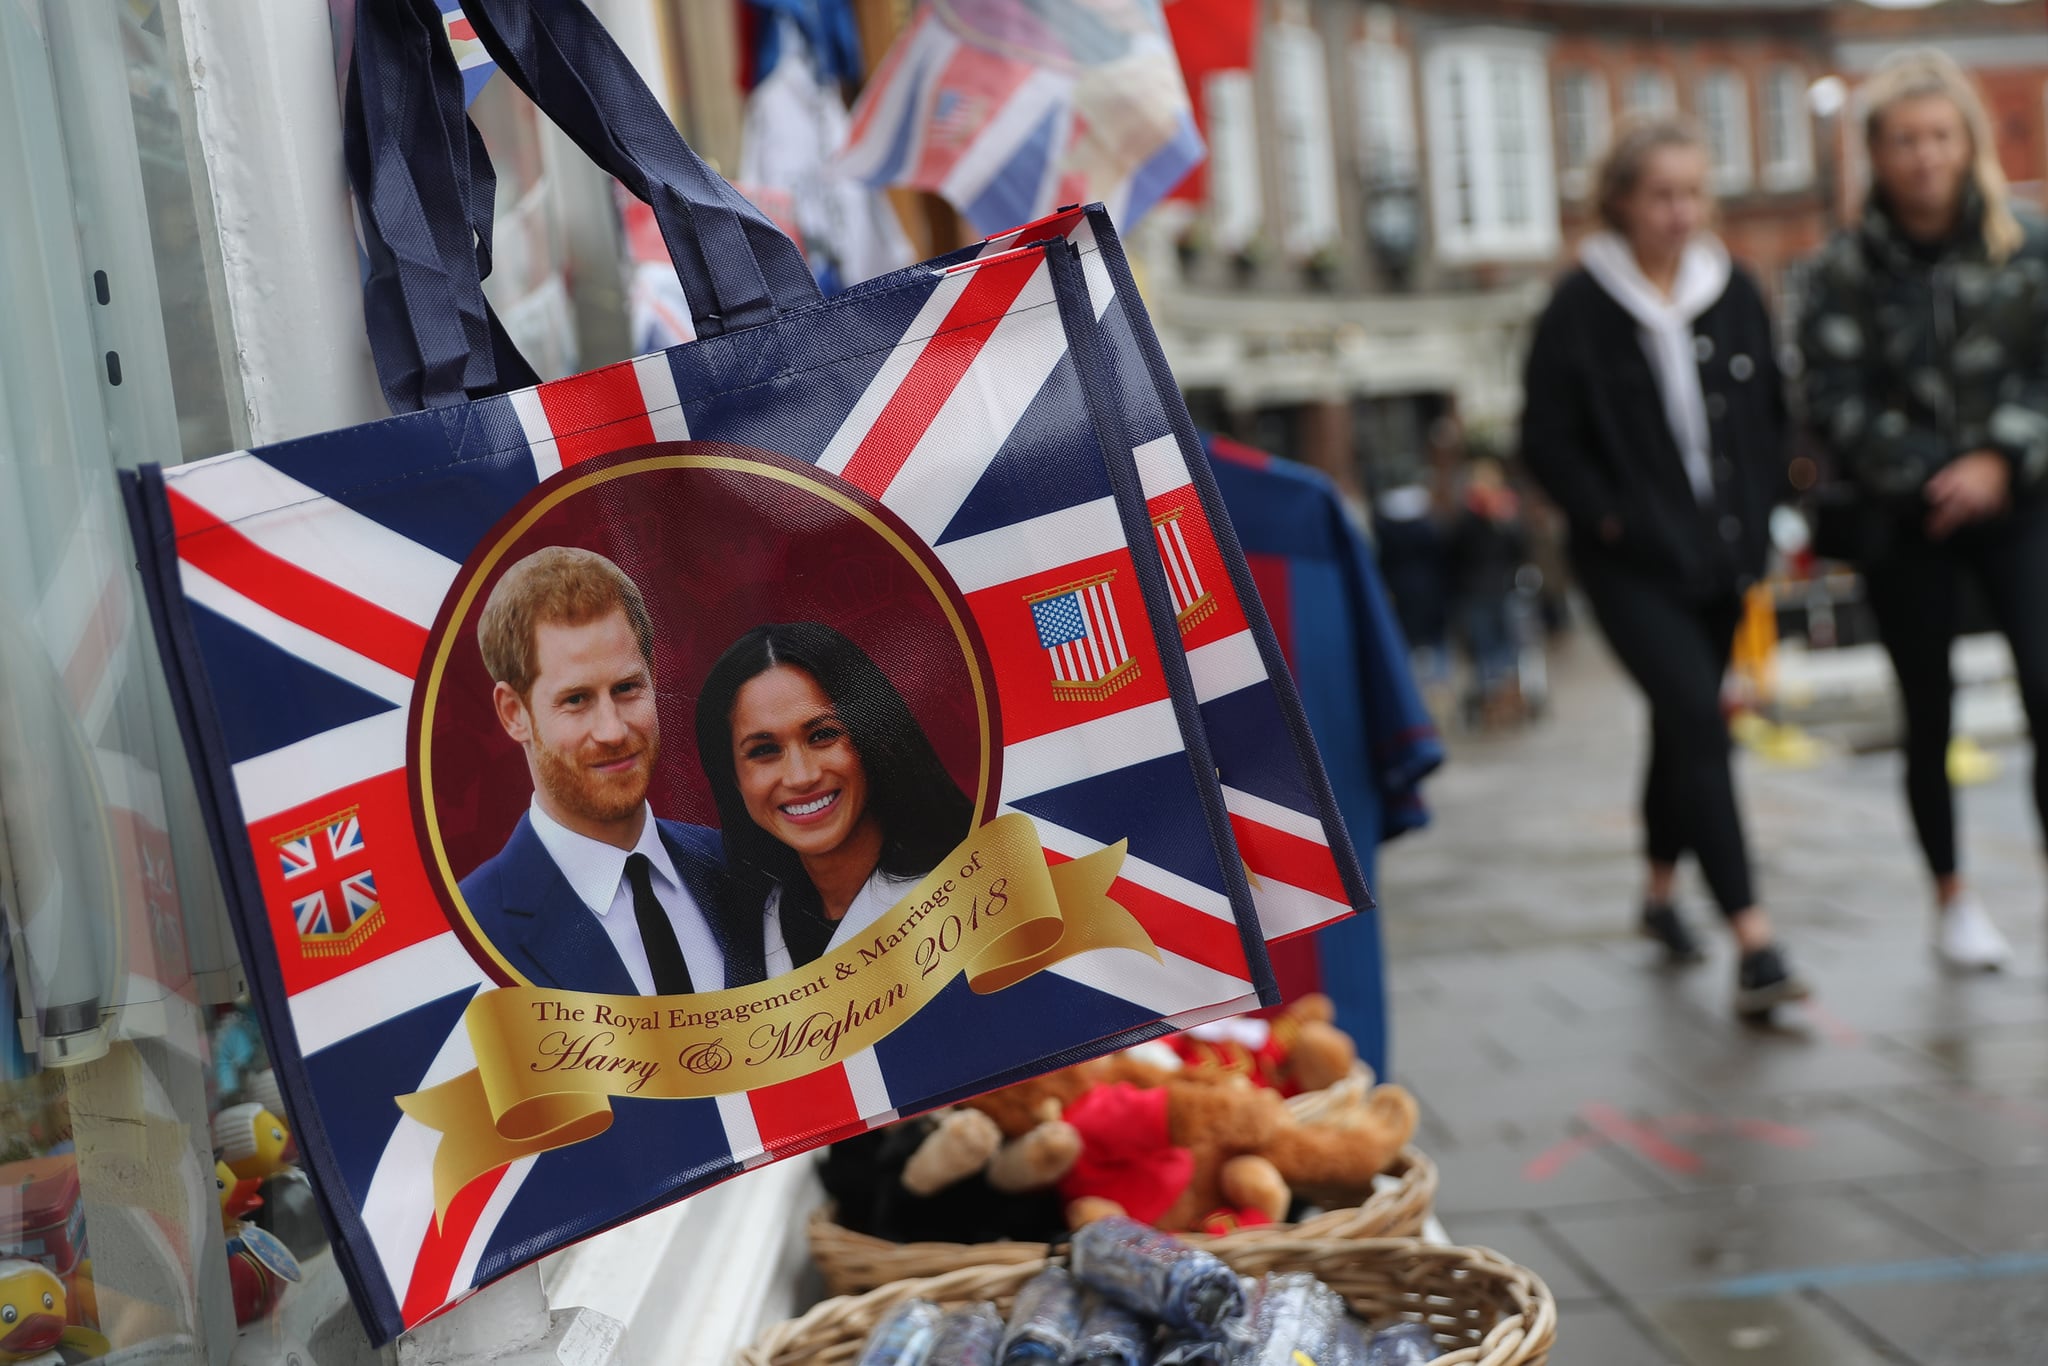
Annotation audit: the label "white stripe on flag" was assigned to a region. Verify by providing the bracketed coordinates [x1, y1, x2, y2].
[1079, 223, 1116, 321]
[1157, 523, 1193, 611]
[816, 268, 978, 477]
[837, 17, 957, 182]
[291, 933, 488, 1056]
[360, 1022, 481, 1303]
[937, 68, 1073, 209]
[510, 389, 563, 482]
[1220, 783, 1332, 846]
[180, 564, 413, 705]
[1098, 576, 1129, 666]
[1001, 698, 1181, 802]
[234, 712, 409, 823]
[448, 1153, 537, 1296]
[1092, 583, 1123, 671]
[843, 1048, 895, 1126]
[1077, 589, 1106, 678]
[1131, 435, 1191, 500]
[1053, 945, 1249, 1016]
[632, 354, 690, 443]
[1025, 812, 1234, 921]
[1186, 633, 1269, 705]
[166, 458, 461, 626]
[867, 266, 1065, 541]
[936, 497, 1125, 595]
[1169, 518, 1205, 598]
[1234, 872, 1351, 940]
[719, 1093, 769, 1170]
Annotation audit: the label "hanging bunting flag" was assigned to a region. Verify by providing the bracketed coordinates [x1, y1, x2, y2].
[1160, 0, 1256, 205]
[839, 0, 1204, 236]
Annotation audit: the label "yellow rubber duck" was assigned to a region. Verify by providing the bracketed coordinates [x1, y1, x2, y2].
[212, 1104, 296, 1184]
[0, 1260, 108, 1364]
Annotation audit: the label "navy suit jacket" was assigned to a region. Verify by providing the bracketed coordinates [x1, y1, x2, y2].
[459, 813, 766, 991]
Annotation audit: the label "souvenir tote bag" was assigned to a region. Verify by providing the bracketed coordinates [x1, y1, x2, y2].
[121, 0, 1276, 1341]
[897, 207, 1376, 949]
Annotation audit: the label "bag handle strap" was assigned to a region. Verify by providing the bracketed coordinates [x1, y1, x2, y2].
[455, 0, 822, 335]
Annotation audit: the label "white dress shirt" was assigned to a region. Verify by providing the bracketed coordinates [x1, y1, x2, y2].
[527, 800, 725, 994]
[762, 868, 920, 978]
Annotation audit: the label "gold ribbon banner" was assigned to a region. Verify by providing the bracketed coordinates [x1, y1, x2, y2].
[398, 814, 1157, 1218]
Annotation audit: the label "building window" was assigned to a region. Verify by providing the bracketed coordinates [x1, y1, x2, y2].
[1760, 64, 1814, 190]
[1423, 39, 1559, 261]
[1266, 21, 1341, 256]
[1627, 68, 1675, 118]
[1695, 69, 1752, 193]
[1351, 38, 1417, 186]
[1556, 69, 1610, 200]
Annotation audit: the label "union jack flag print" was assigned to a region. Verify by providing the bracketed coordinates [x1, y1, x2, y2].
[276, 809, 382, 956]
[1029, 572, 1136, 700]
[125, 224, 1276, 1342]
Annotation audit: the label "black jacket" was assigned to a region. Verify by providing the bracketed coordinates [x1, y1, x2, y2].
[1520, 264, 1788, 600]
[1798, 193, 2048, 503]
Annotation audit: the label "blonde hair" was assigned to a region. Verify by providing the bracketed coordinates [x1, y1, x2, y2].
[1595, 115, 1709, 234]
[477, 546, 655, 698]
[1861, 48, 2023, 264]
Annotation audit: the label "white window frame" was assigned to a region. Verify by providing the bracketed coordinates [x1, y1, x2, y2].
[1556, 67, 1609, 200]
[1760, 64, 1814, 191]
[1696, 68, 1754, 194]
[1267, 19, 1342, 256]
[1627, 68, 1675, 118]
[1351, 37, 1418, 186]
[1422, 33, 1559, 263]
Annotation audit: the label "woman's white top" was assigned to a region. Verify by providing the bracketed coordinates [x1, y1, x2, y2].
[761, 867, 922, 978]
[1577, 229, 1732, 507]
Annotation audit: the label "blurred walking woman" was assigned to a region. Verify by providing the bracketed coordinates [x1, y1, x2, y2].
[1522, 118, 1809, 1015]
[1800, 51, 2048, 971]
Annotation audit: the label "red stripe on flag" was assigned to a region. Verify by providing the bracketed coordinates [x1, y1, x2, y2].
[401, 1163, 509, 1326]
[1042, 851, 1250, 980]
[537, 364, 658, 468]
[983, 207, 1089, 249]
[1244, 552, 1293, 672]
[837, 255, 1041, 497]
[914, 42, 1039, 186]
[749, 1065, 861, 1156]
[1228, 814, 1349, 907]
[167, 488, 429, 679]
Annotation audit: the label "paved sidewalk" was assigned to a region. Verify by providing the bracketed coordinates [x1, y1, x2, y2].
[1377, 632, 2048, 1365]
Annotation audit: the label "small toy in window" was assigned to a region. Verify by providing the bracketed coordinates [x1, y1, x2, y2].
[215, 1163, 300, 1325]
[212, 1105, 296, 1185]
[0, 1260, 107, 1365]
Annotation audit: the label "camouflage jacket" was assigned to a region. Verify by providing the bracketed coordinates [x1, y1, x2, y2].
[1798, 193, 2048, 499]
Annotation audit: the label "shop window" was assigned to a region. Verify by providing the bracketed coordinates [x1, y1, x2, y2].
[1423, 37, 1559, 262]
[1696, 68, 1754, 194]
[1761, 64, 1814, 190]
[1556, 68, 1610, 201]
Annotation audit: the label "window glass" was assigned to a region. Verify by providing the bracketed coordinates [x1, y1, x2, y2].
[1761, 65, 1813, 189]
[1424, 41, 1557, 261]
[1697, 68, 1753, 193]
[1557, 69, 1609, 198]
[1627, 67, 1675, 117]
[1352, 38, 1416, 186]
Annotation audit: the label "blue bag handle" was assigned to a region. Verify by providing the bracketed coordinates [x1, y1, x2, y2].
[346, 0, 539, 411]
[452, 0, 822, 337]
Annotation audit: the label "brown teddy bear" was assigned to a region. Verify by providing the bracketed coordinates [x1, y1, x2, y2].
[1164, 994, 1358, 1097]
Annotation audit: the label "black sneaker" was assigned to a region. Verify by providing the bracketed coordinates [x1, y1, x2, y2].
[1640, 902, 1706, 964]
[1735, 945, 1812, 1019]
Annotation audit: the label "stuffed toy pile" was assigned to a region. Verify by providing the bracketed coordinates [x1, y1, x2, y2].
[822, 996, 1420, 1245]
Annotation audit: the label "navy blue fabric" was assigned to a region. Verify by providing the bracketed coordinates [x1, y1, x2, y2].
[939, 354, 1110, 544]
[185, 602, 397, 762]
[304, 988, 478, 1206]
[1010, 751, 1237, 892]
[1197, 684, 1318, 813]
[872, 971, 1157, 1105]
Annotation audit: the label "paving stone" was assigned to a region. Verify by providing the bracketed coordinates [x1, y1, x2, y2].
[1427, 1133, 1670, 1216]
[1403, 1059, 1706, 1150]
[1643, 1294, 1905, 1366]
[1545, 1303, 1681, 1365]
[1437, 1213, 1604, 1303]
[1889, 1022, 2048, 1084]
[1613, 1104, 1968, 1194]
[1856, 1168, 2048, 1257]
[1632, 1029, 1948, 1101]
[1541, 1188, 1949, 1297]
[1861, 1079, 2048, 1167]
[1820, 1279, 2048, 1366]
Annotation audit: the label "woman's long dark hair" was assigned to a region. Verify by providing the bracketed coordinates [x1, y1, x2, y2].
[695, 623, 974, 963]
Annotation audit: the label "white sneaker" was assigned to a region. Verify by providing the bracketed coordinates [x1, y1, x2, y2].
[1935, 894, 2013, 971]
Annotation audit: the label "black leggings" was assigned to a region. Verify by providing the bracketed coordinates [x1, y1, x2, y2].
[1863, 497, 2048, 880]
[1578, 564, 1755, 917]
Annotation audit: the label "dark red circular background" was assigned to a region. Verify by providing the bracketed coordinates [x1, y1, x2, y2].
[415, 442, 997, 897]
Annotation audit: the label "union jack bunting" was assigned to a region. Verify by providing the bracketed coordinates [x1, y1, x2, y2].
[277, 809, 383, 956]
[125, 226, 1277, 1341]
[838, 0, 1204, 235]
[945, 205, 1375, 955]
[1029, 572, 1136, 700]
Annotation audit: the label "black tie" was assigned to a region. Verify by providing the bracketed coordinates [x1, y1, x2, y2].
[625, 853, 694, 995]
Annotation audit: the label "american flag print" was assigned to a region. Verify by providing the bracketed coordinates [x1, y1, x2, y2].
[126, 228, 1273, 1342]
[1028, 572, 1136, 700]
[1152, 508, 1216, 632]
[276, 809, 383, 956]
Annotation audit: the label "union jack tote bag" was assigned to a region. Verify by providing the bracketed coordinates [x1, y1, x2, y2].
[120, 0, 1284, 1341]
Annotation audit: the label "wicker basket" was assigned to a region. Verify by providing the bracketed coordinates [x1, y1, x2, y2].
[809, 1066, 1437, 1296]
[740, 1236, 1556, 1366]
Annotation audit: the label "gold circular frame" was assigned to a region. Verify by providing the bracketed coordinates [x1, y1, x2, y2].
[412, 448, 997, 988]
